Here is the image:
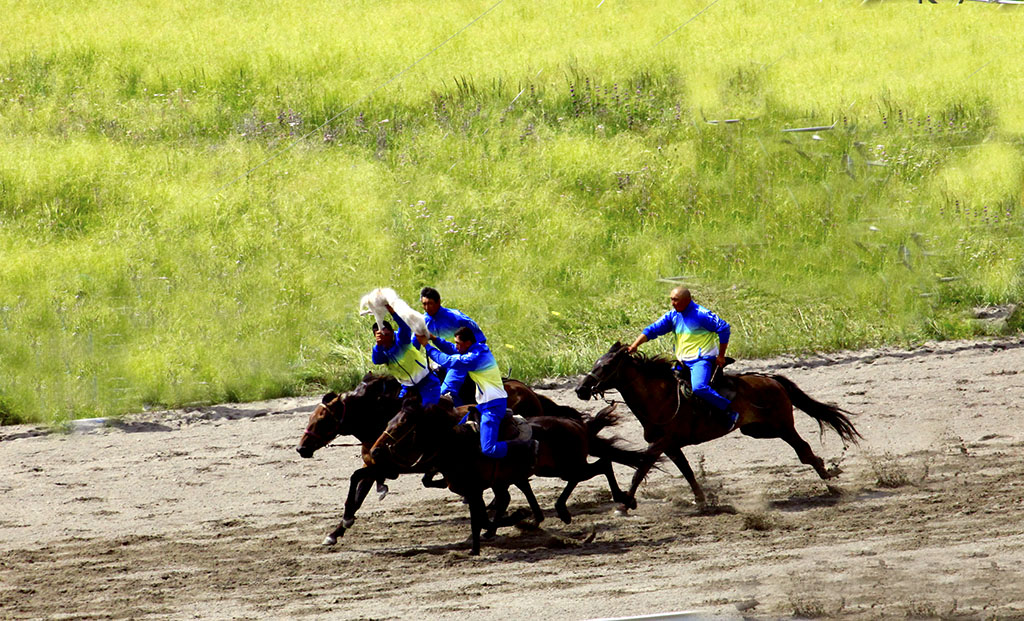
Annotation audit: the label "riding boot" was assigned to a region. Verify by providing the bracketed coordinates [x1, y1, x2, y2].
[719, 409, 740, 432]
[672, 366, 693, 399]
[504, 439, 539, 469]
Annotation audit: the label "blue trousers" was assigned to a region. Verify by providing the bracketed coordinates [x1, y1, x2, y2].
[398, 372, 441, 407]
[459, 398, 508, 458]
[440, 368, 470, 406]
[684, 357, 731, 412]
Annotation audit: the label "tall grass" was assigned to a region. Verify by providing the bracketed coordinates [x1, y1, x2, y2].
[1, 0, 1022, 424]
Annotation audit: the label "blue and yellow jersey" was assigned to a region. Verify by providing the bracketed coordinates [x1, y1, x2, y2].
[371, 312, 430, 386]
[642, 301, 731, 362]
[423, 307, 487, 344]
[424, 340, 507, 404]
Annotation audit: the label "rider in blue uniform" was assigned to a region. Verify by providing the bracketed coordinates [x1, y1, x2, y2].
[420, 287, 487, 406]
[627, 287, 739, 431]
[371, 306, 440, 406]
[418, 327, 535, 462]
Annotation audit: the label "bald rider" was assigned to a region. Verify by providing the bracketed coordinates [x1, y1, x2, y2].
[417, 327, 536, 462]
[420, 287, 487, 406]
[627, 287, 738, 431]
[371, 306, 441, 406]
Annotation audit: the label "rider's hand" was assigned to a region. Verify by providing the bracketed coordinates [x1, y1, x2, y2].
[716, 354, 726, 368]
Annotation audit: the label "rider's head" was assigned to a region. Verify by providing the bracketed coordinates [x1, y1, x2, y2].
[454, 326, 475, 354]
[669, 287, 692, 312]
[420, 287, 441, 316]
[373, 321, 395, 347]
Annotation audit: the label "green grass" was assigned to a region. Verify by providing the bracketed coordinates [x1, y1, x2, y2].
[1, 0, 1022, 424]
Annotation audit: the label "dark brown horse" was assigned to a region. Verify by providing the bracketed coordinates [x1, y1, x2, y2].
[296, 373, 554, 545]
[575, 342, 862, 510]
[372, 396, 648, 535]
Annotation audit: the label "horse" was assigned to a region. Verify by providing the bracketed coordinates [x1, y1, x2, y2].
[371, 395, 648, 537]
[374, 395, 546, 555]
[575, 342, 862, 510]
[295, 372, 556, 545]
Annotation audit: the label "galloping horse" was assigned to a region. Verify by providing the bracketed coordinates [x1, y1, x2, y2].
[295, 373, 551, 545]
[375, 395, 545, 555]
[372, 396, 648, 537]
[575, 342, 862, 510]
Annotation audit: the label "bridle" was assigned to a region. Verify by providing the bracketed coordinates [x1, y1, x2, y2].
[582, 350, 629, 398]
[375, 414, 424, 470]
[303, 399, 345, 448]
[587, 350, 684, 426]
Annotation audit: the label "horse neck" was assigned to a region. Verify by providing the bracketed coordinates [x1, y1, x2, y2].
[344, 395, 402, 445]
[614, 362, 675, 425]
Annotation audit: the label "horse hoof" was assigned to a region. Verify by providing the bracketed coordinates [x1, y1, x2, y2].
[322, 536, 337, 546]
[614, 505, 630, 516]
[342, 518, 355, 528]
[377, 484, 389, 501]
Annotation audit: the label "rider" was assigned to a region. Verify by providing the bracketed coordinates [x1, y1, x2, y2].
[417, 327, 536, 463]
[626, 286, 739, 431]
[420, 287, 487, 406]
[371, 305, 441, 406]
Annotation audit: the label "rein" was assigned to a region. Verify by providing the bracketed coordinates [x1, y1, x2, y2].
[303, 399, 345, 447]
[377, 421, 423, 470]
[594, 352, 682, 427]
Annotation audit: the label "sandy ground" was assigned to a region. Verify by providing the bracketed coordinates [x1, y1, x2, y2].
[2, 338, 1024, 620]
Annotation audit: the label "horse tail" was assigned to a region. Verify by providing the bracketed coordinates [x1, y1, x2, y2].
[771, 374, 863, 445]
[585, 407, 648, 470]
[535, 394, 585, 420]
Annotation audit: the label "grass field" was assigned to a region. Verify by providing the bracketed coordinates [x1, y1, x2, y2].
[1, 0, 1022, 424]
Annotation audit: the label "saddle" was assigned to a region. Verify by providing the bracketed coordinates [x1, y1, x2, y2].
[674, 357, 738, 403]
[462, 408, 533, 442]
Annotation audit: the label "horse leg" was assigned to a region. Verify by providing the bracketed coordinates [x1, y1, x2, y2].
[466, 492, 489, 556]
[323, 466, 376, 545]
[663, 446, 706, 506]
[781, 430, 835, 479]
[485, 487, 512, 538]
[623, 439, 671, 512]
[421, 469, 447, 488]
[514, 479, 545, 525]
[555, 480, 579, 524]
[561, 458, 629, 516]
[591, 458, 631, 507]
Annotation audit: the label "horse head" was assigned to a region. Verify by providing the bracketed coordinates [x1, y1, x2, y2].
[368, 393, 434, 471]
[296, 392, 346, 458]
[576, 342, 631, 401]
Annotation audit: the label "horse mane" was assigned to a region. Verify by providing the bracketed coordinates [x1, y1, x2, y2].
[630, 351, 677, 381]
[357, 373, 401, 391]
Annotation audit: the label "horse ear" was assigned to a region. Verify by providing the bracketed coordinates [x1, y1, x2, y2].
[322, 392, 338, 404]
[611, 341, 623, 351]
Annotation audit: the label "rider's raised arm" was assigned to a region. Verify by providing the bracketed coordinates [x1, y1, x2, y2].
[642, 311, 675, 341]
[389, 310, 412, 346]
[371, 344, 389, 365]
[424, 343, 480, 372]
[430, 337, 458, 356]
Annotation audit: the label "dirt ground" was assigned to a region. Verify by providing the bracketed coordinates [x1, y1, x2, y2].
[2, 338, 1024, 620]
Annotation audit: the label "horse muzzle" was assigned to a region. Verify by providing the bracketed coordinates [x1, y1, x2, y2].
[575, 385, 594, 401]
[296, 445, 316, 459]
